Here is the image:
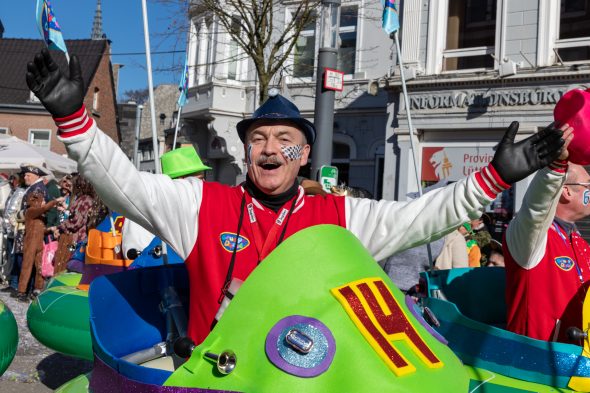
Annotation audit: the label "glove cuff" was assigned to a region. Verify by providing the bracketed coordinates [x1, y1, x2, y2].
[54, 106, 94, 138]
[475, 164, 511, 199]
[548, 159, 568, 174]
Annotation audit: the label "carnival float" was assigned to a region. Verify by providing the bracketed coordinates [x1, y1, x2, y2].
[27, 214, 181, 361]
[47, 224, 590, 392]
[0, 299, 18, 376]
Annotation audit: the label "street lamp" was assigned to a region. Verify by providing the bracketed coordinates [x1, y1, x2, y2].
[311, 0, 341, 184]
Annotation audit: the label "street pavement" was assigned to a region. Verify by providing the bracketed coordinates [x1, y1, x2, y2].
[0, 287, 92, 392]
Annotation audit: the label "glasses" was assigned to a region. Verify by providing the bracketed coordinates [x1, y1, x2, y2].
[565, 183, 590, 190]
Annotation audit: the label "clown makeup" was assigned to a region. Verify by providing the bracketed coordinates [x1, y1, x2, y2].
[280, 144, 303, 161]
[584, 189, 590, 206]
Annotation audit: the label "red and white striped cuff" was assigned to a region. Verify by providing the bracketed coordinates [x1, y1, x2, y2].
[548, 159, 568, 174]
[474, 164, 511, 199]
[54, 106, 94, 138]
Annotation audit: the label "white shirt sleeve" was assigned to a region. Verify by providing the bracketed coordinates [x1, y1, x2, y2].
[345, 169, 501, 261]
[505, 165, 567, 269]
[57, 113, 201, 259]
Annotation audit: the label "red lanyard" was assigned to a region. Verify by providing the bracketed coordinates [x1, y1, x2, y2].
[244, 191, 298, 261]
[218, 189, 298, 304]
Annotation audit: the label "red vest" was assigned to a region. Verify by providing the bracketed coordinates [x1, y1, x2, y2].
[505, 222, 590, 342]
[185, 182, 346, 345]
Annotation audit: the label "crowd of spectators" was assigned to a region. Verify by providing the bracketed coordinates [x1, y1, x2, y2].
[1, 165, 107, 301]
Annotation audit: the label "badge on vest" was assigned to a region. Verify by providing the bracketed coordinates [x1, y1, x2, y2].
[220, 232, 250, 253]
[555, 256, 575, 271]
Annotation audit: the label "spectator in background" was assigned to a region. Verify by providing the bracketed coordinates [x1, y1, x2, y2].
[57, 174, 73, 223]
[14, 192, 63, 301]
[483, 240, 504, 267]
[1, 174, 26, 293]
[43, 172, 61, 229]
[49, 175, 108, 274]
[436, 224, 469, 269]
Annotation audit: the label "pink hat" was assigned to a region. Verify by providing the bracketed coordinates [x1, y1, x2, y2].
[554, 88, 590, 165]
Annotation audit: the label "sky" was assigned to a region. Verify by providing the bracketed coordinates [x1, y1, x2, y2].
[0, 0, 188, 99]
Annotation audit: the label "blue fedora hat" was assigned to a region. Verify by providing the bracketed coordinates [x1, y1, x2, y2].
[237, 93, 316, 145]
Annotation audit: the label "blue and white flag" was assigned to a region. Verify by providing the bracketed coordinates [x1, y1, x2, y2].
[36, 0, 68, 53]
[382, 0, 400, 35]
[177, 55, 189, 107]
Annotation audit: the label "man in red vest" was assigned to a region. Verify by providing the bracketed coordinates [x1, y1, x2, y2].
[26, 49, 567, 346]
[504, 139, 590, 343]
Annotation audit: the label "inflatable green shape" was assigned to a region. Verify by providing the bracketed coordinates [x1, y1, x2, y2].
[165, 225, 470, 392]
[47, 272, 82, 289]
[0, 300, 18, 376]
[27, 286, 92, 360]
[55, 372, 91, 393]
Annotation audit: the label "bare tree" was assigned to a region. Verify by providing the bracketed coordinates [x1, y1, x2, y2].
[121, 88, 150, 104]
[156, 0, 384, 104]
[191, 0, 321, 103]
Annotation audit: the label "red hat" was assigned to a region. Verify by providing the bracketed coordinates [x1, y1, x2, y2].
[554, 88, 590, 165]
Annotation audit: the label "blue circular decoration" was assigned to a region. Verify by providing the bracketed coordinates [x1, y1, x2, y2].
[265, 315, 336, 377]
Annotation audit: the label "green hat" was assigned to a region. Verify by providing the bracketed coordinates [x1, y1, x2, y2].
[160, 146, 211, 179]
[461, 222, 472, 233]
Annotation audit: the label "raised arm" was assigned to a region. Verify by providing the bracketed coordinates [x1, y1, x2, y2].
[26, 49, 200, 258]
[505, 163, 567, 269]
[348, 122, 566, 261]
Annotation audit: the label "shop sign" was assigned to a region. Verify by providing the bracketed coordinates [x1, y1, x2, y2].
[407, 88, 566, 111]
[421, 146, 495, 182]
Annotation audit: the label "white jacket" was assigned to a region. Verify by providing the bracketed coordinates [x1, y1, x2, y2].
[56, 108, 505, 261]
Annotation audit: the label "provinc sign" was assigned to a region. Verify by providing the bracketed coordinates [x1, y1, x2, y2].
[422, 146, 495, 182]
[407, 88, 565, 111]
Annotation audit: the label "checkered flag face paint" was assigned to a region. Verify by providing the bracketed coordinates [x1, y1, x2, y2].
[247, 144, 253, 165]
[281, 145, 303, 161]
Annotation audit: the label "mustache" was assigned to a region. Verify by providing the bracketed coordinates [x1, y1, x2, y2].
[256, 154, 283, 166]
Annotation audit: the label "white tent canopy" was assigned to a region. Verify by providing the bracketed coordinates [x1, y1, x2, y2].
[0, 134, 77, 175]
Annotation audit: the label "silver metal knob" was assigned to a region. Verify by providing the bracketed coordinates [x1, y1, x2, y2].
[204, 350, 237, 375]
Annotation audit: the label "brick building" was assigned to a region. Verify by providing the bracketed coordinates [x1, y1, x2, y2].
[0, 39, 120, 155]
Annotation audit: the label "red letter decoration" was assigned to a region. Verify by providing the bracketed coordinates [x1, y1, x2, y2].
[332, 278, 443, 376]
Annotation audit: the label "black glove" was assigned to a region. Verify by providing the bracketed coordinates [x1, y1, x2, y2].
[491, 121, 564, 184]
[25, 49, 84, 118]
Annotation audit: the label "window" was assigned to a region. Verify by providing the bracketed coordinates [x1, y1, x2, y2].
[556, 0, 590, 62]
[0, 127, 9, 135]
[28, 129, 51, 149]
[228, 16, 241, 80]
[193, 16, 214, 85]
[93, 87, 100, 111]
[293, 15, 316, 78]
[443, 0, 496, 71]
[338, 5, 358, 75]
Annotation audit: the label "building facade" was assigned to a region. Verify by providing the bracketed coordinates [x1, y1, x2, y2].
[384, 0, 590, 235]
[0, 39, 120, 155]
[180, 0, 393, 194]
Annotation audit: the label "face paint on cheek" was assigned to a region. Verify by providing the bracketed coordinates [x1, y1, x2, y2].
[280, 145, 303, 161]
[247, 144, 253, 166]
[583, 190, 590, 206]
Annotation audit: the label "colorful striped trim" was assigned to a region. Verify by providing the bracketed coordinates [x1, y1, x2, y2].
[548, 159, 568, 174]
[54, 106, 94, 138]
[474, 164, 510, 199]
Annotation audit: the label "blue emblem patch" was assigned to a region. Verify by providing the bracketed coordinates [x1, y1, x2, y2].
[555, 256, 575, 271]
[220, 232, 250, 252]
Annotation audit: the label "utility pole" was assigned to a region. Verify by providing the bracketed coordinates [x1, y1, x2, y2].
[310, 0, 341, 181]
